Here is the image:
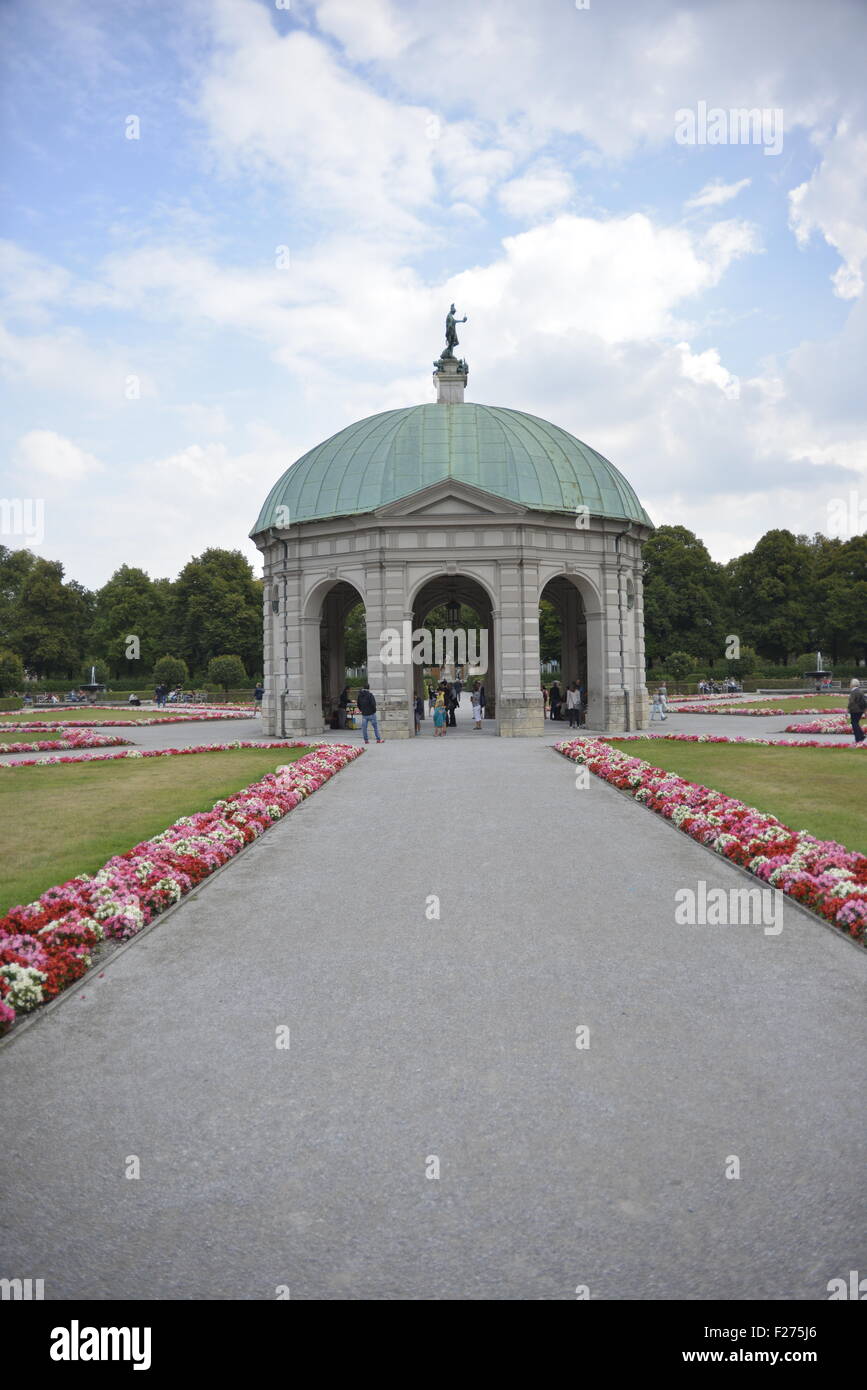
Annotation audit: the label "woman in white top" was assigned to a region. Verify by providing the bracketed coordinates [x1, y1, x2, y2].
[565, 682, 581, 728]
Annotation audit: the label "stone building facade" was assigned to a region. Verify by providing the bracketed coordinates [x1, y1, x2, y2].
[251, 360, 653, 738]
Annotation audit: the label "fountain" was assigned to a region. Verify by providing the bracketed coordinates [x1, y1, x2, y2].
[79, 663, 105, 703]
[802, 650, 832, 692]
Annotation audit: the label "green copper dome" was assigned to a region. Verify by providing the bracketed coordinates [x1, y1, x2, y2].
[251, 403, 651, 534]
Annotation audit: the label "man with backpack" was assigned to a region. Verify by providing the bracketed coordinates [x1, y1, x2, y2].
[356, 683, 384, 744]
[848, 679, 866, 744]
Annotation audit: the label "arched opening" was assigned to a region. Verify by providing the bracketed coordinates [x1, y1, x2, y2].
[410, 574, 497, 732]
[307, 579, 366, 733]
[539, 575, 588, 726]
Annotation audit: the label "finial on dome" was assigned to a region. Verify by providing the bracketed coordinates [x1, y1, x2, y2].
[433, 303, 469, 403]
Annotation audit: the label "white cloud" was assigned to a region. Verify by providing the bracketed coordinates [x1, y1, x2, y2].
[789, 127, 867, 298]
[497, 163, 573, 220]
[195, 1, 514, 237]
[13, 429, 102, 482]
[676, 342, 740, 399]
[311, 0, 412, 62]
[685, 178, 751, 210]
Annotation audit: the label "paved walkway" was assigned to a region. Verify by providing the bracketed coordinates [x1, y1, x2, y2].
[1, 706, 865, 1301]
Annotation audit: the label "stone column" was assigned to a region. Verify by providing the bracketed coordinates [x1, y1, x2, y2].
[262, 555, 306, 738]
[602, 562, 627, 732]
[497, 555, 545, 736]
[362, 557, 413, 739]
[301, 615, 324, 735]
[633, 567, 650, 728]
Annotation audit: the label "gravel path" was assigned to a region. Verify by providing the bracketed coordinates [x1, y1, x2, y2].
[1, 706, 864, 1300]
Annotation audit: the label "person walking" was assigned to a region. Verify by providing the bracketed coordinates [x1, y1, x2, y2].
[356, 683, 383, 743]
[565, 681, 581, 728]
[479, 683, 486, 721]
[549, 680, 562, 720]
[470, 682, 482, 729]
[541, 684, 548, 716]
[433, 693, 447, 736]
[428, 682, 436, 715]
[848, 678, 866, 744]
[337, 686, 350, 729]
[254, 681, 264, 708]
[450, 684, 459, 726]
[453, 676, 462, 705]
[413, 692, 424, 734]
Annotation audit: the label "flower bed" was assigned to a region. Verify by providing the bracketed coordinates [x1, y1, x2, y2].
[0, 710, 254, 730]
[602, 732, 860, 749]
[668, 703, 847, 716]
[554, 737, 867, 946]
[0, 738, 310, 771]
[784, 718, 852, 734]
[0, 743, 362, 1032]
[0, 730, 129, 755]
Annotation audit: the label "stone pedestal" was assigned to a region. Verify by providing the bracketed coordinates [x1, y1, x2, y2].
[379, 700, 413, 740]
[497, 697, 546, 737]
[433, 356, 468, 404]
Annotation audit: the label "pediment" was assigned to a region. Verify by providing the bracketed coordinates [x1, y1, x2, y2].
[376, 478, 527, 519]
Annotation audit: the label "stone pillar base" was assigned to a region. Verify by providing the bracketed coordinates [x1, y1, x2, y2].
[498, 698, 546, 737]
[602, 689, 651, 733]
[634, 689, 651, 730]
[263, 695, 308, 739]
[379, 701, 413, 739]
[604, 691, 627, 733]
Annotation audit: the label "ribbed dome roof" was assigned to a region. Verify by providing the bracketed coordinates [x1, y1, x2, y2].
[251, 403, 651, 534]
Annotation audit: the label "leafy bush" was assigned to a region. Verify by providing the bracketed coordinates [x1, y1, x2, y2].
[666, 650, 695, 681]
[153, 655, 190, 690]
[0, 649, 25, 697]
[207, 655, 248, 692]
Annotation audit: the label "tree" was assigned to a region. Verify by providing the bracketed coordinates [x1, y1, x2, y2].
[0, 649, 25, 695]
[153, 655, 189, 690]
[727, 530, 815, 664]
[207, 654, 247, 692]
[0, 546, 37, 650]
[539, 599, 561, 664]
[727, 643, 757, 678]
[642, 526, 728, 667]
[344, 602, 366, 667]
[666, 650, 695, 681]
[814, 534, 867, 665]
[170, 550, 261, 676]
[89, 566, 170, 679]
[9, 558, 93, 678]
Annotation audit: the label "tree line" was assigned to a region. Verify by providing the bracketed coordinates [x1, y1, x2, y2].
[1, 524, 865, 693]
[0, 546, 262, 692]
[642, 525, 867, 676]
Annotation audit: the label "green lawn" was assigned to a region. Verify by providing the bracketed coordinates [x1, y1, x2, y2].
[0, 706, 244, 723]
[0, 747, 310, 914]
[608, 740, 866, 854]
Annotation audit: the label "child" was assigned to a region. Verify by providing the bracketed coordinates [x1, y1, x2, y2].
[433, 695, 447, 736]
[471, 684, 482, 729]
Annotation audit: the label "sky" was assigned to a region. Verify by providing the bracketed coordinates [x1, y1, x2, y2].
[1, 0, 866, 588]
